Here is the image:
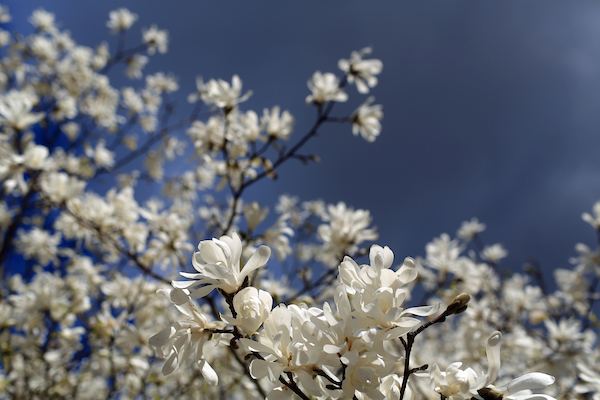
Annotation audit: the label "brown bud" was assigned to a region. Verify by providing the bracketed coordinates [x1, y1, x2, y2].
[446, 293, 471, 315]
[478, 387, 504, 400]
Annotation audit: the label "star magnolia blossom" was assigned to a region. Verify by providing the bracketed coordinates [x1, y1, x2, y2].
[431, 331, 557, 400]
[339, 245, 439, 336]
[148, 288, 224, 383]
[173, 232, 271, 298]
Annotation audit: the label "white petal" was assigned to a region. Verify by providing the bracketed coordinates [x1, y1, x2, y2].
[266, 386, 295, 400]
[504, 373, 555, 394]
[485, 331, 502, 385]
[190, 285, 216, 299]
[149, 325, 175, 348]
[199, 359, 219, 385]
[242, 245, 271, 277]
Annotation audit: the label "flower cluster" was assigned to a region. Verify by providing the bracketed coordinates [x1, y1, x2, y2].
[0, 4, 598, 400]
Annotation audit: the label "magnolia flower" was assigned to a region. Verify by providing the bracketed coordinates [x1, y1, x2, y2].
[221, 287, 272, 335]
[106, 8, 138, 33]
[472, 331, 557, 400]
[457, 218, 486, 242]
[197, 75, 252, 111]
[481, 244, 508, 264]
[305, 71, 348, 105]
[142, 24, 168, 55]
[173, 232, 271, 298]
[351, 96, 383, 142]
[341, 349, 395, 400]
[0, 90, 44, 131]
[582, 201, 600, 230]
[149, 288, 223, 383]
[262, 106, 294, 140]
[338, 46, 383, 94]
[339, 246, 438, 334]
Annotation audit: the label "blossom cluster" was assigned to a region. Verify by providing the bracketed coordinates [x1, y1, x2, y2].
[0, 5, 598, 400]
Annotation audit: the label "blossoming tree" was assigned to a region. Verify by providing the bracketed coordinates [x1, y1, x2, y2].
[0, 5, 599, 400]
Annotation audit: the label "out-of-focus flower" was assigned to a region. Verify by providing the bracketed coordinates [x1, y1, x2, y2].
[351, 96, 382, 142]
[481, 244, 508, 264]
[582, 201, 600, 230]
[142, 24, 168, 55]
[195, 75, 252, 112]
[457, 217, 486, 242]
[107, 8, 138, 34]
[262, 106, 294, 140]
[338, 47, 382, 94]
[305, 71, 348, 105]
[29, 8, 56, 33]
[0, 90, 44, 131]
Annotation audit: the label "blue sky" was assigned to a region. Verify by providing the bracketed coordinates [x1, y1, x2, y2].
[9, 1, 600, 279]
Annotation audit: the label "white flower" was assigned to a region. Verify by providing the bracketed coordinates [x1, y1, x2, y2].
[430, 362, 479, 400]
[221, 287, 272, 335]
[107, 8, 138, 34]
[338, 47, 383, 94]
[481, 244, 508, 264]
[351, 96, 383, 142]
[149, 288, 223, 383]
[28, 9, 56, 32]
[457, 218, 486, 241]
[173, 232, 271, 298]
[338, 247, 438, 334]
[142, 24, 168, 55]
[473, 331, 557, 400]
[125, 54, 148, 79]
[0, 90, 44, 131]
[199, 75, 252, 111]
[582, 201, 600, 230]
[262, 106, 294, 140]
[341, 349, 394, 400]
[317, 202, 378, 265]
[305, 71, 348, 105]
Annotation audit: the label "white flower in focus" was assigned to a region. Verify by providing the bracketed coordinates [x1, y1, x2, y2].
[351, 96, 383, 142]
[149, 288, 223, 384]
[262, 106, 294, 140]
[338, 46, 383, 94]
[142, 24, 168, 55]
[341, 349, 394, 400]
[173, 232, 271, 298]
[0, 90, 44, 131]
[472, 331, 557, 400]
[221, 287, 272, 335]
[305, 71, 348, 105]
[199, 75, 252, 111]
[457, 218, 486, 242]
[107, 8, 138, 34]
[338, 247, 438, 333]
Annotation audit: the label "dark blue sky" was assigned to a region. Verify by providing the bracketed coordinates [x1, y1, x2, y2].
[10, 1, 600, 277]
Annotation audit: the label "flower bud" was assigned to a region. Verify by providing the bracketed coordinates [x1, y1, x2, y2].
[446, 293, 471, 315]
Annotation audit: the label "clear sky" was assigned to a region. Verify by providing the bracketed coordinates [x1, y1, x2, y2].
[9, 1, 600, 280]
